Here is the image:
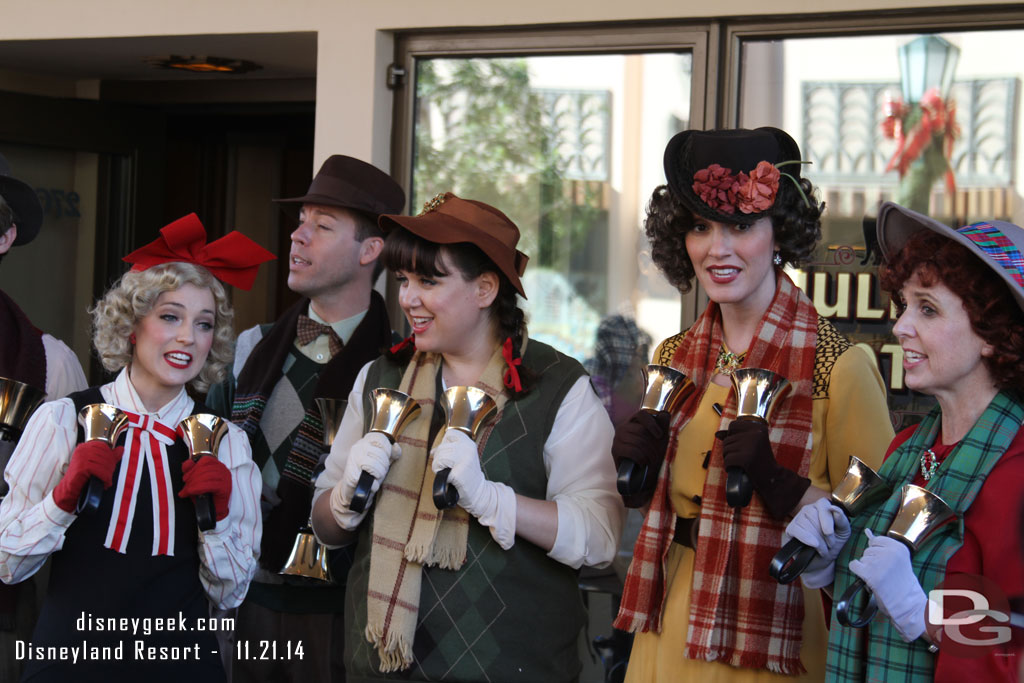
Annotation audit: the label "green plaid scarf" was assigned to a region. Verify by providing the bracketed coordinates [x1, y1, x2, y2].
[826, 390, 1024, 682]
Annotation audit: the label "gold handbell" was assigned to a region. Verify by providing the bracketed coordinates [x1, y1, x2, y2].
[617, 366, 695, 499]
[75, 403, 131, 514]
[314, 398, 348, 448]
[771, 455, 891, 583]
[0, 376, 45, 441]
[178, 414, 230, 532]
[729, 368, 792, 424]
[279, 515, 333, 583]
[346, 389, 421, 514]
[433, 386, 498, 509]
[836, 484, 957, 627]
[725, 368, 792, 508]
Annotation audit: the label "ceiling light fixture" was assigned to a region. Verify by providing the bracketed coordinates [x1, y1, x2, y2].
[145, 55, 262, 74]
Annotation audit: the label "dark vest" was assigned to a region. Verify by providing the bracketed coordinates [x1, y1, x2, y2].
[23, 387, 223, 683]
[344, 341, 589, 682]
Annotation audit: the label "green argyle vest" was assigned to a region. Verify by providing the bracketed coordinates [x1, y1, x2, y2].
[344, 340, 588, 682]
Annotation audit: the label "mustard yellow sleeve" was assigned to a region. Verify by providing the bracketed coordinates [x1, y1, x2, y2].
[809, 344, 894, 492]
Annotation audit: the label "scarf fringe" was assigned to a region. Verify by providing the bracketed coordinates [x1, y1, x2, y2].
[685, 645, 805, 676]
[366, 623, 414, 673]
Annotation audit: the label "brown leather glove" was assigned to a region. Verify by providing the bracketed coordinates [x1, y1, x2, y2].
[612, 409, 671, 508]
[720, 419, 810, 519]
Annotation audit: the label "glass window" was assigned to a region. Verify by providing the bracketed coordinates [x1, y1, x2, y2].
[408, 53, 693, 376]
[738, 29, 1024, 429]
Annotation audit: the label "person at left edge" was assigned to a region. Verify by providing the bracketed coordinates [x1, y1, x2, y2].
[205, 154, 405, 683]
[0, 213, 272, 682]
[0, 152, 88, 683]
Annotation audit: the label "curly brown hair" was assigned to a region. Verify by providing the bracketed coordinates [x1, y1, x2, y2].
[880, 229, 1024, 397]
[644, 176, 823, 293]
[90, 262, 235, 393]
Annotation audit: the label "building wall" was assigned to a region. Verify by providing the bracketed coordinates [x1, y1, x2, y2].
[0, 0, 1013, 172]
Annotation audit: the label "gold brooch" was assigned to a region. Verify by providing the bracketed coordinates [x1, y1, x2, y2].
[713, 346, 746, 376]
[420, 192, 449, 215]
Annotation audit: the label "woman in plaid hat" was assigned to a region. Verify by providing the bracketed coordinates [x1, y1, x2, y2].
[312, 192, 624, 681]
[613, 127, 894, 681]
[793, 202, 1024, 681]
[0, 214, 272, 682]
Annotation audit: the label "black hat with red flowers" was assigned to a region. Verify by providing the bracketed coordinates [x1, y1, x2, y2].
[663, 127, 804, 225]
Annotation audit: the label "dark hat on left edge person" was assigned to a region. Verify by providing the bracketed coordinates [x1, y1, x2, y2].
[379, 192, 530, 298]
[662, 127, 803, 225]
[0, 153, 43, 246]
[876, 200, 1024, 314]
[274, 154, 406, 219]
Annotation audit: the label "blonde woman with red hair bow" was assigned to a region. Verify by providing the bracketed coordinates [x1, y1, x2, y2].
[0, 214, 273, 683]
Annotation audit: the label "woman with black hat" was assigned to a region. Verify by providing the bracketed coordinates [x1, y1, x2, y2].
[612, 128, 894, 681]
[311, 192, 624, 682]
[789, 202, 1024, 681]
[0, 214, 272, 682]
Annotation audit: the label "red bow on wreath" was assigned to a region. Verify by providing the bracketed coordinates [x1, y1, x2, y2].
[881, 87, 960, 194]
[123, 213, 276, 291]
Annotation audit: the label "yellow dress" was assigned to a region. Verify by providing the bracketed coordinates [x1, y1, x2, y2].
[624, 329, 894, 682]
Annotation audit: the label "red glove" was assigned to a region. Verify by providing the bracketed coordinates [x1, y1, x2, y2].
[179, 456, 232, 521]
[52, 441, 125, 513]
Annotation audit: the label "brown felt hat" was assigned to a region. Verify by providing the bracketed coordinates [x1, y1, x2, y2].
[274, 154, 405, 219]
[379, 192, 530, 297]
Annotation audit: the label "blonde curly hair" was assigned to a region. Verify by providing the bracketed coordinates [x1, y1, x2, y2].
[91, 262, 235, 393]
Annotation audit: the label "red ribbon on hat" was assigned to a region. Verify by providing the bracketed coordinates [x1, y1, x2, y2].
[502, 337, 522, 392]
[122, 213, 276, 291]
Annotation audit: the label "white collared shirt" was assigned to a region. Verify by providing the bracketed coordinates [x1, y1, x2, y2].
[0, 368, 263, 609]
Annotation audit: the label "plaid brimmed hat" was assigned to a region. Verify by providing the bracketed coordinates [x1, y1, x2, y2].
[274, 154, 405, 220]
[876, 201, 1024, 314]
[0, 153, 43, 246]
[663, 127, 803, 224]
[379, 192, 530, 297]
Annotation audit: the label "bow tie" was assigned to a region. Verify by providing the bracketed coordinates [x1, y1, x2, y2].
[296, 314, 344, 357]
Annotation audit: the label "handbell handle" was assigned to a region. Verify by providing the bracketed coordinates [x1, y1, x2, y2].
[75, 403, 130, 515]
[835, 577, 878, 628]
[769, 538, 819, 584]
[76, 478, 106, 515]
[615, 460, 653, 503]
[349, 471, 376, 514]
[194, 490, 217, 532]
[433, 468, 459, 509]
[725, 467, 753, 508]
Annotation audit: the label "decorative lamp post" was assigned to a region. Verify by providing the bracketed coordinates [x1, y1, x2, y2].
[882, 35, 961, 214]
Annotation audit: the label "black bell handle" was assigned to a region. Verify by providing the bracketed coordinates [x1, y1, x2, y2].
[725, 467, 753, 507]
[193, 492, 216, 531]
[432, 468, 459, 509]
[349, 470, 376, 513]
[835, 577, 878, 628]
[769, 537, 820, 584]
[615, 460, 651, 498]
[75, 477, 105, 514]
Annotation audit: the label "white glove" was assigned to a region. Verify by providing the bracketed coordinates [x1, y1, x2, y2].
[783, 497, 851, 588]
[329, 432, 401, 530]
[430, 430, 517, 550]
[849, 529, 928, 641]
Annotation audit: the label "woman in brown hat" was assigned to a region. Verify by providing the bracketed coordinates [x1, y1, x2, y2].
[311, 192, 624, 681]
[789, 202, 1024, 682]
[613, 128, 894, 681]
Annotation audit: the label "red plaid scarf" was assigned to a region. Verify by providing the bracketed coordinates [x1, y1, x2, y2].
[615, 273, 816, 674]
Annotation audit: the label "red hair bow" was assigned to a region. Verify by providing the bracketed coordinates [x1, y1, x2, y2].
[122, 213, 276, 291]
[502, 337, 522, 392]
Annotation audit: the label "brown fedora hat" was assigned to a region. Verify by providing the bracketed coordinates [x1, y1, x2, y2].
[379, 192, 530, 297]
[663, 127, 803, 225]
[0, 153, 43, 246]
[274, 154, 405, 219]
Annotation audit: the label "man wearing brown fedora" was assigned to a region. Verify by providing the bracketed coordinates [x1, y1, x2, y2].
[207, 154, 405, 683]
[0, 152, 87, 682]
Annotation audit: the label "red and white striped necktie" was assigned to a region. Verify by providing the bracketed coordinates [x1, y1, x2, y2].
[103, 411, 179, 556]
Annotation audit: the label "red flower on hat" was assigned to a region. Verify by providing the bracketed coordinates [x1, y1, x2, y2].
[692, 164, 741, 215]
[736, 161, 780, 214]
